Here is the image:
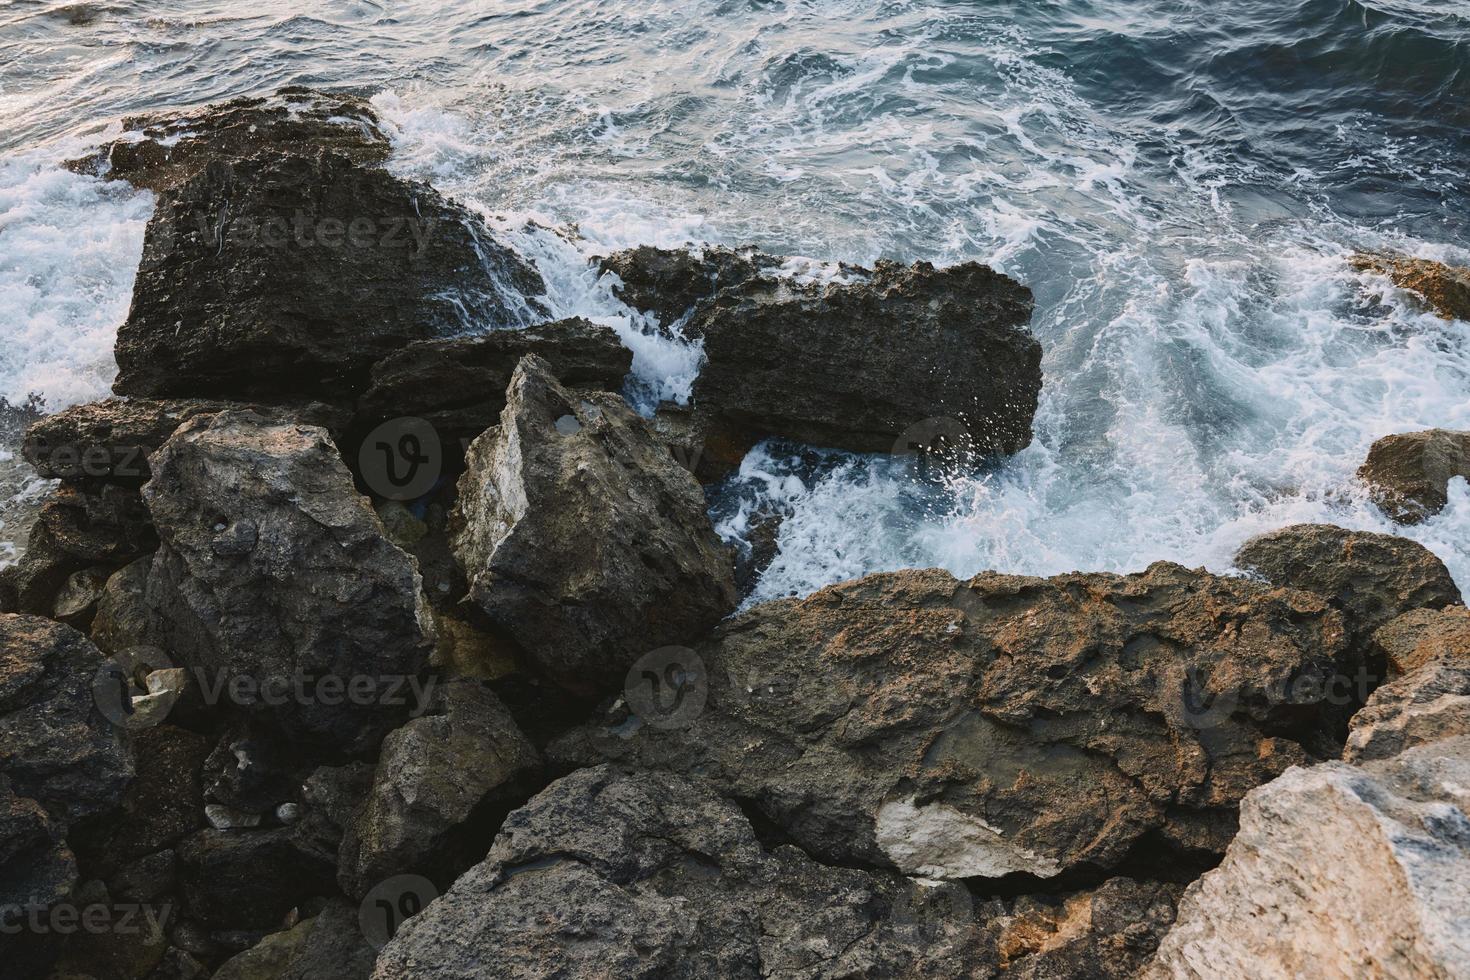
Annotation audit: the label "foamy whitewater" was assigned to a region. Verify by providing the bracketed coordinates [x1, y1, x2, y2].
[2, 0, 1468, 598]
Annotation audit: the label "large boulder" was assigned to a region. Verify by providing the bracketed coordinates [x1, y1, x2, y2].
[452, 356, 737, 694]
[1148, 737, 1470, 979]
[1352, 253, 1470, 322]
[551, 563, 1349, 879]
[687, 258, 1041, 457]
[338, 679, 540, 897]
[1234, 524, 1461, 646]
[142, 410, 437, 751]
[598, 244, 780, 325]
[354, 318, 632, 444]
[66, 86, 391, 193]
[115, 150, 546, 402]
[1358, 429, 1470, 524]
[372, 766, 980, 979]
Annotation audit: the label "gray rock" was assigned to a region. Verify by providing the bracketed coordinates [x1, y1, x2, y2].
[551, 563, 1349, 879]
[1358, 429, 1470, 524]
[279, 899, 376, 980]
[1149, 737, 1470, 979]
[372, 766, 981, 979]
[89, 557, 155, 656]
[142, 411, 437, 751]
[211, 916, 316, 980]
[452, 356, 736, 694]
[597, 243, 780, 325]
[1345, 661, 1470, 762]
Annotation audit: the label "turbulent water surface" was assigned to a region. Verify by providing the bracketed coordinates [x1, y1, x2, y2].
[3, 0, 1469, 594]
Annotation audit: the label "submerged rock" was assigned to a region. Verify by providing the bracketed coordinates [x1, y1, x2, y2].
[1148, 736, 1470, 979]
[1352, 252, 1470, 322]
[142, 410, 437, 751]
[552, 563, 1348, 879]
[115, 150, 546, 402]
[452, 356, 737, 694]
[373, 766, 980, 979]
[1357, 428, 1470, 524]
[687, 258, 1041, 458]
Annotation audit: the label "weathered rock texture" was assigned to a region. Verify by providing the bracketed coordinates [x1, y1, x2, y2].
[115, 150, 545, 401]
[177, 825, 337, 930]
[552, 563, 1349, 879]
[598, 244, 781, 325]
[355, 318, 632, 443]
[1372, 606, 1470, 679]
[1345, 662, 1470, 763]
[142, 410, 436, 751]
[373, 766, 981, 979]
[689, 259, 1041, 457]
[1352, 253, 1470, 322]
[1149, 737, 1470, 979]
[1358, 428, 1470, 524]
[452, 356, 737, 694]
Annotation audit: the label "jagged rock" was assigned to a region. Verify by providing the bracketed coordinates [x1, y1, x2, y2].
[115, 151, 546, 402]
[339, 679, 539, 897]
[0, 774, 76, 934]
[296, 763, 375, 858]
[212, 917, 315, 980]
[142, 411, 437, 751]
[277, 899, 376, 980]
[24, 397, 350, 484]
[984, 877, 1182, 979]
[176, 827, 336, 930]
[551, 563, 1349, 879]
[0, 615, 131, 827]
[355, 318, 633, 444]
[1234, 524, 1461, 647]
[202, 724, 310, 817]
[428, 610, 517, 681]
[1373, 606, 1470, 678]
[1345, 661, 1470, 762]
[452, 356, 737, 694]
[597, 244, 780, 325]
[372, 766, 981, 979]
[51, 566, 111, 630]
[1149, 737, 1470, 979]
[1352, 253, 1470, 322]
[1358, 429, 1470, 524]
[89, 557, 154, 655]
[66, 86, 391, 193]
[687, 259, 1041, 457]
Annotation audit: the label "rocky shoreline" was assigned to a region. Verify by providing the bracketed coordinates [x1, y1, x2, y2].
[2, 87, 1468, 979]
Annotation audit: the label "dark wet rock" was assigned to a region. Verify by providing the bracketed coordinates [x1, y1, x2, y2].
[142, 411, 437, 752]
[67, 86, 390, 194]
[148, 947, 210, 980]
[373, 766, 981, 979]
[355, 318, 632, 445]
[212, 916, 315, 980]
[44, 878, 171, 980]
[0, 615, 132, 827]
[279, 899, 376, 980]
[201, 724, 310, 817]
[1371, 606, 1470, 679]
[688, 259, 1041, 457]
[339, 679, 539, 897]
[452, 356, 737, 694]
[1357, 429, 1470, 524]
[1352, 253, 1470, 322]
[598, 244, 781, 325]
[90, 556, 155, 656]
[0, 774, 77, 933]
[24, 397, 350, 485]
[1345, 660, 1470, 763]
[1235, 524, 1462, 649]
[114, 151, 546, 403]
[108, 849, 177, 904]
[51, 565, 111, 631]
[296, 763, 375, 858]
[6, 483, 155, 616]
[176, 826, 336, 930]
[551, 563, 1349, 880]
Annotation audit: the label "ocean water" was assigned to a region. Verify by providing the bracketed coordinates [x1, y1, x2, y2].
[2, 0, 1468, 600]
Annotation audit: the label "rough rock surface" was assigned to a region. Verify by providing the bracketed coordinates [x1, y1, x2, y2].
[67, 86, 391, 193]
[0, 774, 76, 929]
[598, 244, 781, 325]
[552, 563, 1349, 879]
[452, 356, 737, 693]
[355, 318, 632, 443]
[373, 766, 981, 979]
[688, 259, 1041, 457]
[339, 679, 540, 897]
[115, 150, 546, 401]
[142, 411, 437, 751]
[1358, 428, 1470, 524]
[1352, 253, 1470, 322]
[1234, 523, 1461, 644]
[1149, 737, 1470, 979]
[177, 826, 337, 930]
[1372, 606, 1470, 678]
[1345, 661, 1470, 762]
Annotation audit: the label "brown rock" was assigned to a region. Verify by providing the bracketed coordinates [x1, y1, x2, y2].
[1358, 429, 1470, 524]
[1352, 253, 1470, 322]
[1372, 606, 1470, 678]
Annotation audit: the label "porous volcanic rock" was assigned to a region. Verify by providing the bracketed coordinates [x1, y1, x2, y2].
[1372, 605, 1470, 678]
[1148, 737, 1470, 979]
[598, 244, 781, 325]
[142, 410, 437, 751]
[1358, 428, 1470, 524]
[687, 258, 1041, 457]
[551, 563, 1350, 879]
[372, 766, 982, 979]
[114, 151, 546, 402]
[1352, 253, 1470, 322]
[452, 356, 737, 694]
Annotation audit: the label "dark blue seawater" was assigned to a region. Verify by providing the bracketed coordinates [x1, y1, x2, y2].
[2, 0, 1468, 592]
